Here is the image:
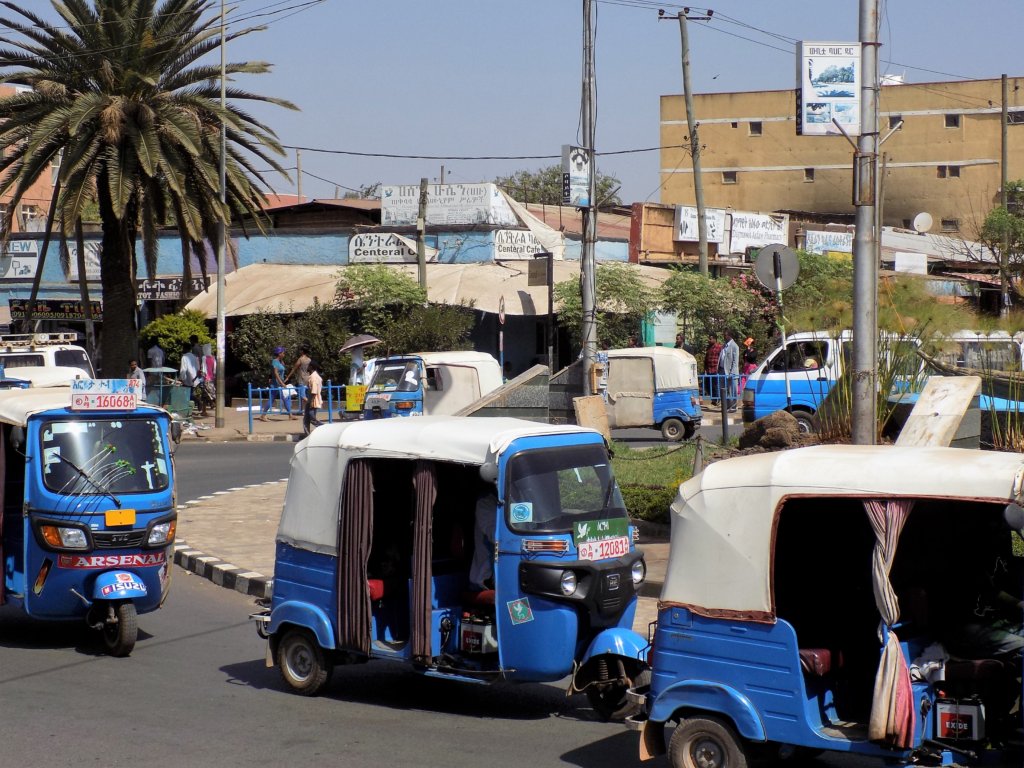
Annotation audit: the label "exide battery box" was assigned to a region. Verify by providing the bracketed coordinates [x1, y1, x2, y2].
[936, 699, 985, 742]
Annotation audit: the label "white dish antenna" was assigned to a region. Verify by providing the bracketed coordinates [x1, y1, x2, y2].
[912, 212, 933, 233]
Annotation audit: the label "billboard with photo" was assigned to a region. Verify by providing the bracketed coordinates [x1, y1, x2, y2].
[796, 41, 861, 137]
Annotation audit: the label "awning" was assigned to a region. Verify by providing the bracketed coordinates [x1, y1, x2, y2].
[184, 261, 673, 318]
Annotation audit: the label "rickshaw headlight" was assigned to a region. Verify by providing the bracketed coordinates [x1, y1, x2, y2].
[41, 525, 88, 550]
[632, 560, 646, 585]
[147, 520, 177, 546]
[559, 570, 578, 596]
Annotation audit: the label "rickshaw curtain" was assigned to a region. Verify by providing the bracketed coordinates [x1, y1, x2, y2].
[411, 461, 437, 663]
[337, 459, 374, 655]
[864, 498, 915, 748]
[0, 431, 5, 607]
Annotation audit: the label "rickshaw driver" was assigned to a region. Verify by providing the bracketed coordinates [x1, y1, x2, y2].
[469, 484, 498, 593]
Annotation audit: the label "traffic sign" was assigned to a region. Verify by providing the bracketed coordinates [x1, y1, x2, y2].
[753, 244, 800, 291]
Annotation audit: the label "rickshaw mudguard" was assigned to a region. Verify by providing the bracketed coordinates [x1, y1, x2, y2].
[91, 571, 149, 601]
[649, 680, 766, 741]
[269, 601, 336, 649]
[580, 627, 648, 666]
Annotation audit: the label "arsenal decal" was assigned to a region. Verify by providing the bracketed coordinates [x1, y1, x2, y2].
[57, 552, 166, 569]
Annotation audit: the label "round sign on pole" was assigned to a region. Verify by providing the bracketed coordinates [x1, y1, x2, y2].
[753, 244, 800, 291]
[498, 295, 506, 325]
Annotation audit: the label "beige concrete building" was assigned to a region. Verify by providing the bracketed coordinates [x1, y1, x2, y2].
[660, 77, 1024, 235]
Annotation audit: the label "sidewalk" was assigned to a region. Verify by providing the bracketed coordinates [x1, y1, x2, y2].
[173, 480, 668, 634]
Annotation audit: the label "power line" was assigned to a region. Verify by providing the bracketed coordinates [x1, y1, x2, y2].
[278, 144, 683, 160]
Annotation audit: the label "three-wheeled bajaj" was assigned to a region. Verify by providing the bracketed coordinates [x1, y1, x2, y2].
[601, 347, 702, 442]
[0, 378, 179, 656]
[253, 416, 650, 718]
[362, 351, 503, 419]
[628, 444, 1024, 767]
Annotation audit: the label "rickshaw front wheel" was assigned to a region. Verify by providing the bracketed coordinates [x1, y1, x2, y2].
[101, 601, 138, 657]
[278, 628, 332, 696]
[669, 716, 748, 768]
[586, 669, 650, 721]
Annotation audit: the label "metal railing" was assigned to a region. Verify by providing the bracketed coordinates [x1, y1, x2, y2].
[246, 381, 350, 434]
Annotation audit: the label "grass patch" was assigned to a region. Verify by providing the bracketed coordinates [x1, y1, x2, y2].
[611, 441, 699, 524]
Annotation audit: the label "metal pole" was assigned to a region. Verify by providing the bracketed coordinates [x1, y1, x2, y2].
[1002, 74, 1010, 317]
[581, 0, 598, 390]
[214, 0, 227, 428]
[678, 11, 709, 275]
[547, 252, 555, 369]
[296, 148, 302, 202]
[416, 177, 428, 290]
[851, 0, 880, 445]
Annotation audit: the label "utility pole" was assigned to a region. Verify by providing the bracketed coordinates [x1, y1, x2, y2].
[671, 9, 711, 275]
[296, 149, 302, 202]
[850, 0, 880, 445]
[214, 0, 227, 429]
[416, 177, 428, 290]
[440, 164, 445, 184]
[581, 0, 598, 389]
[1001, 73, 1010, 317]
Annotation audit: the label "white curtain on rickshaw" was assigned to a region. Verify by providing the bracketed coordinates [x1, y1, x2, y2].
[864, 498, 916, 748]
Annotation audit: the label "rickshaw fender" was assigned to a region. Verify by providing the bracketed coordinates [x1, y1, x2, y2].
[649, 680, 765, 741]
[268, 602, 336, 649]
[91, 571, 149, 600]
[581, 628, 649, 666]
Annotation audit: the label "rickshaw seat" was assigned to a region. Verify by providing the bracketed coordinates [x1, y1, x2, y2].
[368, 579, 385, 602]
[463, 589, 495, 607]
[799, 648, 840, 678]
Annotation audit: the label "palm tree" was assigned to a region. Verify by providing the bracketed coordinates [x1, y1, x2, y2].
[0, 0, 296, 373]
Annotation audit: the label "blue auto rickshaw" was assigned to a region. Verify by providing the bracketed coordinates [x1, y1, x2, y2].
[603, 347, 702, 441]
[254, 416, 650, 718]
[629, 445, 1024, 767]
[0, 379, 179, 656]
[362, 351, 503, 419]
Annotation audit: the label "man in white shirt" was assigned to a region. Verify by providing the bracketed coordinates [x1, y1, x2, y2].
[147, 342, 164, 369]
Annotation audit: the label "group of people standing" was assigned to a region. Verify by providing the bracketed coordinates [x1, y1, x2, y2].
[700, 330, 757, 411]
[260, 344, 324, 434]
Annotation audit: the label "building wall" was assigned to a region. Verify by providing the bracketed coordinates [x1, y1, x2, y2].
[660, 77, 1024, 233]
[0, 85, 58, 234]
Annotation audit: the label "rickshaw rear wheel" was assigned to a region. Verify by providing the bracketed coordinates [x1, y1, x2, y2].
[661, 418, 693, 442]
[278, 628, 331, 696]
[586, 669, 650, 721]
[101, 601, 138, 657]
[669, 716, 748, 768]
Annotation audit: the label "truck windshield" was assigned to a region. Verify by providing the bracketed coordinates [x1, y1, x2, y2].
[505, 444, 626, 534]
[368, 361, 420, 392]
[40, 418, 170, 496]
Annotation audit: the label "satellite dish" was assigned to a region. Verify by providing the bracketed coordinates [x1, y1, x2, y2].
[912, 212, 933, 233]
[753, 244, 800, 291]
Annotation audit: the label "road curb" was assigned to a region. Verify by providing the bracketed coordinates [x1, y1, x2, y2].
[173, 541, 272, 599]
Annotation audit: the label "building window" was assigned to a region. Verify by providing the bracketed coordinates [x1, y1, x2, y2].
[1009, 111, 1024, 125]
[803, 168, 815, 182]
[748, 121, 762, 136]
[949, 165, 961, 178]
[941, 218, 960, 232]
[937, 165, 961, 179]
[722, 171, 737, 184]
[19, 204, 40, 230]
[888, 115, 903, 129]
[944, 113, 961, 128]
[937, 166, 947, 178]
[730, 121, 738, 128]
[902, 218, 913, 229]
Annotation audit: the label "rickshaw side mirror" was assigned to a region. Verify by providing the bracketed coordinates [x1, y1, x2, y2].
[9, 425, 24, 451]
[170, 421, 183, 445]
[1004, 502, 1024, 533]
[479, 461, 498, 484]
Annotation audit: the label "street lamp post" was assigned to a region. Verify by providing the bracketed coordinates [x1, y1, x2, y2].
[215, 0, 227, 428]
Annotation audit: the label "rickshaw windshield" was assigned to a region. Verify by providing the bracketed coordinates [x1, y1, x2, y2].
[39, 418, 170, 496]
[367, 361, 420, 392]
[506, 444, 625, 533]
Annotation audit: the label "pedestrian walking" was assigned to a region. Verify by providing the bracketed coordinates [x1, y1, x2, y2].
[126, 359, 146, 397]
[704, 333, 722, 402]
[303, 360, 324, 434]
[739, 337, 757, 392]
[287, 344, 312, 413]
[178, 342, 207, 417]
[146, 341, 164, 369]
[260, 346, 294, 421]
[718, 330, 740, 412]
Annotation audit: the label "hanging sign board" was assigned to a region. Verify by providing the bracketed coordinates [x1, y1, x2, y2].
[562, 145, 591, 207]
[673, 206, 727, 243]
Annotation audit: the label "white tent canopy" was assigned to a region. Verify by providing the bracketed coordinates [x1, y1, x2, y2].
[662, 444, 1024, 619]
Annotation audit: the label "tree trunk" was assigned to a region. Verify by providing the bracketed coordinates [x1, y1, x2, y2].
[97, 171, 138, 377]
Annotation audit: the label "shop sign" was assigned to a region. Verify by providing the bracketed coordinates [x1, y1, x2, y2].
[381, 183, 517, 227]
[137, 276, 208, 301]
[9, 298, 103, 321]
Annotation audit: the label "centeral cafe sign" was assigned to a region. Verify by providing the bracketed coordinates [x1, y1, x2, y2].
[380, 183, 518, 227]
[349, 233, 417, 263]
[494, 230, 544, 260]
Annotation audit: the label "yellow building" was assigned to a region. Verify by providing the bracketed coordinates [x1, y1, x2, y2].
[660, 77, 1024, 235]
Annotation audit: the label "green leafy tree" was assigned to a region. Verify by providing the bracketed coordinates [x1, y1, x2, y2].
[0, 0, 295, 374]
[334, 265, 426, 339]
[383, 304, 474, 354]
[978, 205, 1024, 288]
[660, 269, 757, 361]
[139, 310, 211, 369]
[556, 263, 657, 350]
[494, 165, 622, 207]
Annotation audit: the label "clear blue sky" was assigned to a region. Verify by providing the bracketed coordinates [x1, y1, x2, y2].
[37, 1, 1024, 204]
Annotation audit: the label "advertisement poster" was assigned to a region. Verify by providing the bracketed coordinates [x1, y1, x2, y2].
[728, 212, 790, 255]
[796, 41, 861, 136]
[805, 230, 854, 255]
[380, 183, 517, 227]
[673, 206, 726, 243]
[562, 145, 591, 207]
[66, 242, 102, 281]
[0, 240, 39, 280]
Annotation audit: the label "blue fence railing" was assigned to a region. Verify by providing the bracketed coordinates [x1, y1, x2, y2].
[698, 373, 742, 407]
[246, 381, 350, 434]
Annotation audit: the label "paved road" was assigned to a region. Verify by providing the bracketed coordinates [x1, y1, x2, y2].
[174, 440, 295, 499]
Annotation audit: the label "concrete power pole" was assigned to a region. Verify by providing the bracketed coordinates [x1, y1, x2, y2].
[581, 0, 598, 391]
[416, 177, 428, 290]
[1001, 74, 1010, 317]
[214, 0, 227, 429]
[676, 10, 710, 275]
[850, 0, 880, 445]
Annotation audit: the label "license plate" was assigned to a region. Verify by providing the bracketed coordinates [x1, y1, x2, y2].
[578, 535, 629, 562]
[105, 509, 136, 526]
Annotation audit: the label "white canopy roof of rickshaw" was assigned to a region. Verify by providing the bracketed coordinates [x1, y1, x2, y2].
[279, 416, 604, 554]
[663, 444, 1024, 618]
[606, 346, 698, 390]
[0, 385, 164, 427]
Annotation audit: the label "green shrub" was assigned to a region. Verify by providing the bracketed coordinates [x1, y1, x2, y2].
[620, 484, 676, 524]
[140, 310, 212, 368]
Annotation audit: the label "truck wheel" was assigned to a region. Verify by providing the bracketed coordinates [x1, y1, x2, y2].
[101, 601, 138, 657]
[791, 411, 818, 434]
[661, 418, 688, 442]
[277, 628, 331, 696]
[669, 716, 748, 768]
